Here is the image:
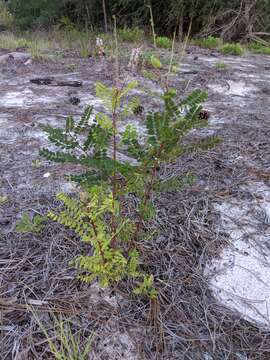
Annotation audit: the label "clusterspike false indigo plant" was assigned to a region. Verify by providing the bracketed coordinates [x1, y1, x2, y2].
[40, 74, 219, 298]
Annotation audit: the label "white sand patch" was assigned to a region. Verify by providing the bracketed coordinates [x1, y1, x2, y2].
[197, 56, 221, 63]
[95, 330, 138, 360]
[208, 182, 270, 326]
[0, 114, 19, 144]
[78, 93, 104, 109]
[0, 88, 59, 108]
[208, 80, 257, 96]
[87, 283, 139, 359]
[0, 114, 10, 127]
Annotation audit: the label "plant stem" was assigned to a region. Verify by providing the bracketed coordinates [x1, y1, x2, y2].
[166, 30, 176, 91]
[111, 99, 118, 248]
[143, 164, 157, 206]
[102, 0, 108, 33]
[87, 207, 106, 265]
[113, 15, 119, 85]
[148, 5, 157, 49]
[143, 143, 164, 206]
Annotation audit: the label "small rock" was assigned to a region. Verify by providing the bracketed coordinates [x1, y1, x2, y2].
[194, 56, 198, 60]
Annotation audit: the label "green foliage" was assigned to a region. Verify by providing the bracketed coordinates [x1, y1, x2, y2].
[40, 105, 123, 185]
[16, 213, 45, 233]
[49, 190, 138, 286]
[6, 1, 270, 42]
[150, 54, 163, 69]
[195, 36, 222, 49]
[133, 274, 157, 299]
[41, 77, 217, 298]
[154, 173, 196, 193]
[220, 43, 244, 56]
[56, 16, 75, 32]
[142, 51, 177, 72]
[156, 36, 173, 49]
[118, 27, 144, 43]
[29, 39, 47, 59]
[248, 42, 270, 55]
[215, 61, 227, 70]
[0, 32, 28, 50]
[8, 0, 61, 29]
[32, 312, 93, 360]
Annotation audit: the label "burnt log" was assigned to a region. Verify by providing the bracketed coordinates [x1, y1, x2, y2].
[30, 78, 82, 87]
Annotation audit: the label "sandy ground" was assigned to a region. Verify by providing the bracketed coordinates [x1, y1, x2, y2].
[0, 45, 270, 359]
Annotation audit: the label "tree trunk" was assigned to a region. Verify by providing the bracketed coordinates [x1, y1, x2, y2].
[102, 0, 108, 33]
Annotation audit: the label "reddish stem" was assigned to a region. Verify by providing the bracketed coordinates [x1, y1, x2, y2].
[111, 97, 118, 248]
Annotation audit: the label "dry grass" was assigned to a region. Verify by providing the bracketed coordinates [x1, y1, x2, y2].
[0, 38, 270, 359]
[1, 125, 270, 358]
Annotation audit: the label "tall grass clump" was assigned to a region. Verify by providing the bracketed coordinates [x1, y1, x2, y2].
[32, 312, 93, 360]
[195, 36, 222, 49]
[29, 37, 55, 59]
[248, 42, 270, 55]
[0, 32, 28, 49]
[220, 43, 244, 55]
[215, 61, 227, 70]
[54, 29, 93, 57]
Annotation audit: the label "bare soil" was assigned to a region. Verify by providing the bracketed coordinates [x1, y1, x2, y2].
[0, 45, 270, 359]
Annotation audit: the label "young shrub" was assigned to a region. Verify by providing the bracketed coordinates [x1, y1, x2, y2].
[220, 43, 244, 56]
[195, 36, 222, 49]
[118, 27, 144, 43]
[78, 36, 90, 58]
[142, 50, 163, 71]
[16, 213, 45, 233]
[248, 42, 270, 55]
[156, 36, 173, 49]
[40, 80, 218, 298]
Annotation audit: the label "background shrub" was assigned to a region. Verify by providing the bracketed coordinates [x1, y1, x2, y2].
[118, 27, 144, 42]
[6, 1, 270, 43]
[248, 42, 270, 55]
[156, 36, 172, 49]
[220, 43, 244, 56]
[195, 36, 222, 49]
[8, 0, 61, 29]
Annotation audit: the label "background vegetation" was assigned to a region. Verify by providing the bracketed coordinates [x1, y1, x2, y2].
[2, 0, 270, 42]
